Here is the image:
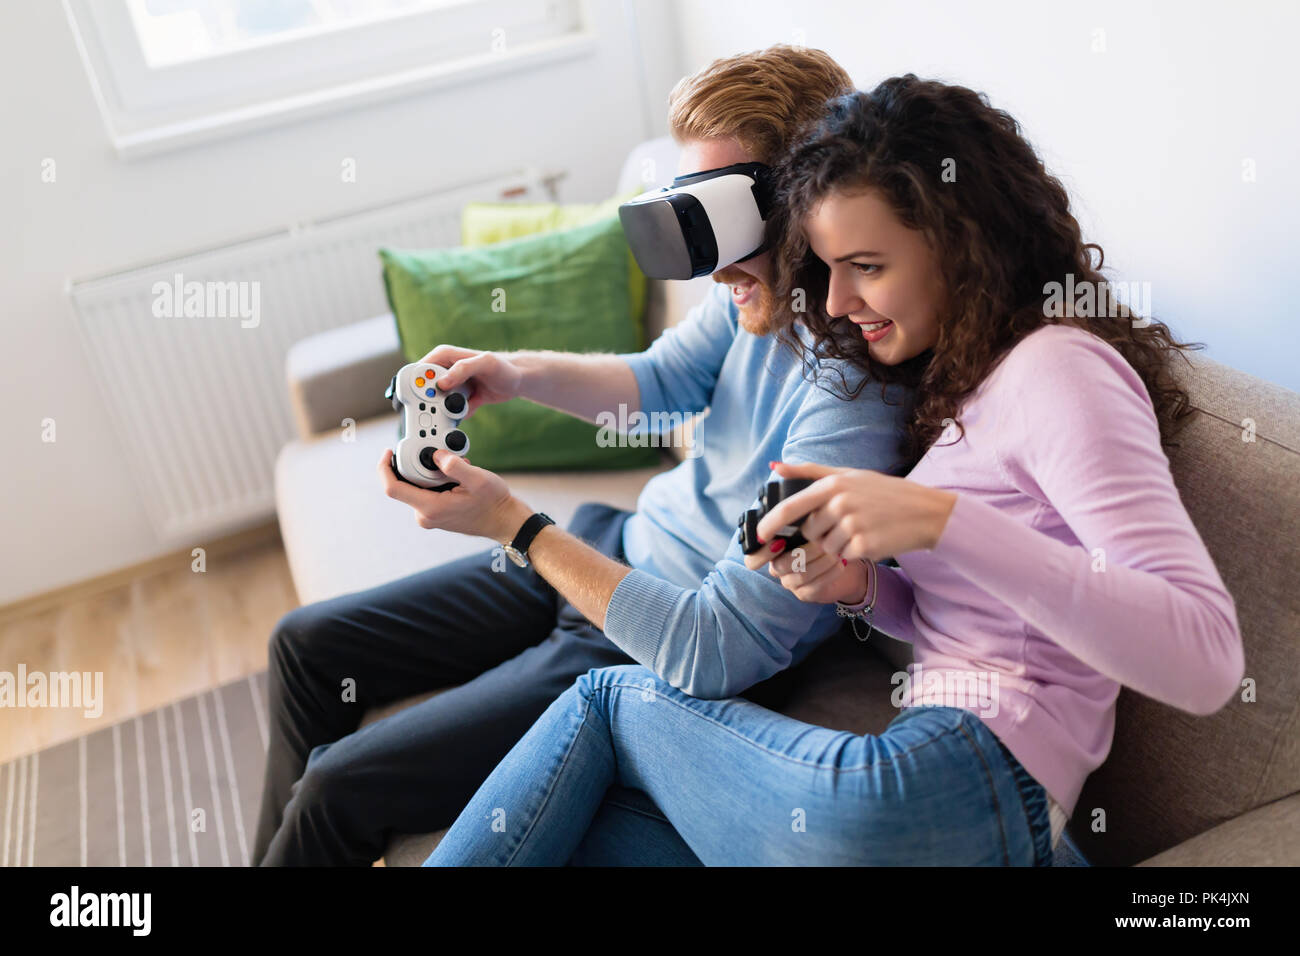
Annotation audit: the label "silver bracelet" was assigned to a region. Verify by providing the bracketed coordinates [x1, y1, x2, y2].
[835, 559, 876, 642]
[836, 602, 876, 642]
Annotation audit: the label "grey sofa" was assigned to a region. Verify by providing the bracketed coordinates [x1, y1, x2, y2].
[273, 138, 1300, 866]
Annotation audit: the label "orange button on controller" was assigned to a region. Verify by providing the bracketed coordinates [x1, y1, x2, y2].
[415, 377, 425, 387]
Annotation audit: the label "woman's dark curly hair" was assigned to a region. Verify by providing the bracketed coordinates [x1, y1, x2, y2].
[768, 75, 1201, 465]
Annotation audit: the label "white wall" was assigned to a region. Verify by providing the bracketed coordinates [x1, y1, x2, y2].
[673, 0, 1299, 389]
[0, 0, 682, 604]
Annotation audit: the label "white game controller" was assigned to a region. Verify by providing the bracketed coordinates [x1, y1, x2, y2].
[385, 361, 471, 491]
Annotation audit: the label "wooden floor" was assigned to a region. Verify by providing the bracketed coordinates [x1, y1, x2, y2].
[0, 534, 299, 767]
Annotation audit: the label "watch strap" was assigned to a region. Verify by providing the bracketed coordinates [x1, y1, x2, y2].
[509, 512, 555, 560]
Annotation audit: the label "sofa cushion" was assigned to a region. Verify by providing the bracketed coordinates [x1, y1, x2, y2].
[274, 414, 675, 606]
[284, 314, 405, 438]
[1069, 352, 1300, 866]
[1137, 791, 1300, 866]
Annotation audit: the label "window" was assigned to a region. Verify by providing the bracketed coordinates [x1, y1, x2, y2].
[125, 0, 461, 68]
[65, 0, 593, 158]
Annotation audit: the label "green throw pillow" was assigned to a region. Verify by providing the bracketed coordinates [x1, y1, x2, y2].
[380, 212, 662, 472]
[460, 192, 646, 325]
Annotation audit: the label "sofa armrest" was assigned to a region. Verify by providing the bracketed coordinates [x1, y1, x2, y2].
[285, 314, 405, 438]
[1136, 791, 1300, 866]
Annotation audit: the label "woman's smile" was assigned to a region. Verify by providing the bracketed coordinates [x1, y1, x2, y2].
[854, 318, 894, 341]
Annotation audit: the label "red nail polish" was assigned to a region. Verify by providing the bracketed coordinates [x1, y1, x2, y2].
[842, 558, 847, 566]
[770, 540, 784, 553]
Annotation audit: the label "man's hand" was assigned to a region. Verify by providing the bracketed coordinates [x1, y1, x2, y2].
[419, 345, 524, 418]
[378, 447, 533, 544]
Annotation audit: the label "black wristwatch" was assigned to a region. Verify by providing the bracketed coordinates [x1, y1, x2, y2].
[503, 512, 555, 568]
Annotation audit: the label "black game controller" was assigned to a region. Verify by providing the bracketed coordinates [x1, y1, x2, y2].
[738, 477, 816, 555]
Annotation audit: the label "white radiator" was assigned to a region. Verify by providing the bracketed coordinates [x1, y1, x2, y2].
[68, 170, 550, 542]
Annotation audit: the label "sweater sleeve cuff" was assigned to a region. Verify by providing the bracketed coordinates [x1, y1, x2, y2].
[613, 351, 666, 422]
[837, 560, 874, 612]
[604, 567, 681, 667]
[859, 562, 918, 644]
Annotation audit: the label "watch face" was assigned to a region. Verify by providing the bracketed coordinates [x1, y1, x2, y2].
[504, 546, 528, 568]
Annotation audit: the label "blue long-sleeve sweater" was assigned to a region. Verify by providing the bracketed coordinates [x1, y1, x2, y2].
[607, 281, 913, 698]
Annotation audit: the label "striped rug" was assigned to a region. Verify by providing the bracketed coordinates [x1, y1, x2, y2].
[1, 671, 268, 867]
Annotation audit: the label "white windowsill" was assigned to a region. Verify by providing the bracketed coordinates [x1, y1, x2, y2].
[94, 30, 596, 160]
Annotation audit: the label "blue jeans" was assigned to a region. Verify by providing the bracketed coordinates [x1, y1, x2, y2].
[426, 664, 1054, 866]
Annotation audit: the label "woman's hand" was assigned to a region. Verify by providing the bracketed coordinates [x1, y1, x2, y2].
[418, 345, 524, 418]
[744, 461, 958, 569]
[753, 535, 872, 605]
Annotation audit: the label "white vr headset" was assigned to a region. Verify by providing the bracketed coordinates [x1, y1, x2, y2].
[618, 162, 774, 280]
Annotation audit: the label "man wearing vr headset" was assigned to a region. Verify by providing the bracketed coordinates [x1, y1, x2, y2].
[254, 45, 914, 866]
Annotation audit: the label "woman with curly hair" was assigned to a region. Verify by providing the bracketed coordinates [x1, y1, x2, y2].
[425, 75, 1244, 866]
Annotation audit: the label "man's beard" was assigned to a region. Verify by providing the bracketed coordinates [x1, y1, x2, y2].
[712, 268, 773, 336]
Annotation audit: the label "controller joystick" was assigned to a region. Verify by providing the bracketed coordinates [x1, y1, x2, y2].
[442, 391, 467, 417]
[738, 477, 816, 555]
[385, 362, 472, 491]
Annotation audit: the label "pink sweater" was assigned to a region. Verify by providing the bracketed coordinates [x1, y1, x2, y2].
[862, 324, 1244, 816]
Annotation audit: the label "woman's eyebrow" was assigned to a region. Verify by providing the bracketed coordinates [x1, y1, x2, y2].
[834, 250, 884, 261]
